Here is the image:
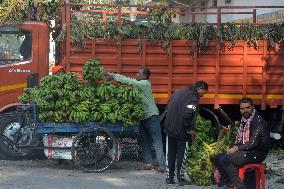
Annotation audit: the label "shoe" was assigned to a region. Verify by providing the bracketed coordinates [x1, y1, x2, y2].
[166, 178, 175, 184]
[178, 178, 191, 186]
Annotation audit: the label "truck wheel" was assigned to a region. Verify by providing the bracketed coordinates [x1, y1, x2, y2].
[0, 114, 33, 160]
[71, 127, 118, 173]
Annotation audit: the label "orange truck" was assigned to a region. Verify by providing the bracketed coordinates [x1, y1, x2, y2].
[0, 4, 283, 159]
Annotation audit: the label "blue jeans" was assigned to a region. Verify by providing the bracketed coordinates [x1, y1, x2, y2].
[139, 115, 165, 166]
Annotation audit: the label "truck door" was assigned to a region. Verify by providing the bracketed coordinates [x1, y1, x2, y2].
[0, 26, 38, 111]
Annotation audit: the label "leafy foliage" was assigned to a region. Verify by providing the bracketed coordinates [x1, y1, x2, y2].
[0, 0, 64, 25]
[55, 15, 284, 53]
[1, 1, 283, 53]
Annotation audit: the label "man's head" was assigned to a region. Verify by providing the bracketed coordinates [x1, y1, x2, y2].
[136, 67, 150, 81]
[194, 80, 208, 97]
[239, 97, 254, 119]
[52, 65, 65, 75]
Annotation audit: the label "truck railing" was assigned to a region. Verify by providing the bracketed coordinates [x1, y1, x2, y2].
[62, 3, 284, 26]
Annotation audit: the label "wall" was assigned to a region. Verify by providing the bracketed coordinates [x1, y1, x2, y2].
[173, 0, 284, 23]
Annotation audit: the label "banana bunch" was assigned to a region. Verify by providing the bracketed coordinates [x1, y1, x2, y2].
[187, 140, 217, 186]
[132, 104, 144, 118]
[187, 151, 214, 186]
[97, 99, 119, 123]
[62, 72, 81, 89]
[186, 116, 236, 186]
[90, 112, 103, 122]
[80, 84, 96, 101]
[68, 100, 91, 123]
[194, 116, 215, 145]
[82, 59, 105, 83]
[18, 88, 35, 104]
[202, 141, 218, 157]
[53, 110, 67, 122]
[116, 85, 143, 103]
[20, 72, 82, 122]
[96, 83, 116, 101]
[36, 99, 52, 110]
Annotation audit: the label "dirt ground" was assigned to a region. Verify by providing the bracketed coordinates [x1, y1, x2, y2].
[0, 154, 284, 189]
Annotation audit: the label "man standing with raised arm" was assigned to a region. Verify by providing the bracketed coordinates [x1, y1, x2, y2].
[106, 68, 165, 172]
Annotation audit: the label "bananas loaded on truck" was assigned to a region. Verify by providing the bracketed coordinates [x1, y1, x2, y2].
[18, 59, 144, 126]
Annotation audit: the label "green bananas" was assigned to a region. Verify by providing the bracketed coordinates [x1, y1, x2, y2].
[186, 116, 235, 186]
[19, 59, 144, 126]
[82, 59, 104, 83]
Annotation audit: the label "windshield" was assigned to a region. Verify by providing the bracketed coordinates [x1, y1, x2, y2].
[0, 29, 32, 65]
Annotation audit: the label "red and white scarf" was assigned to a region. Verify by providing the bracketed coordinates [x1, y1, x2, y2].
[236, 109, 256, 144]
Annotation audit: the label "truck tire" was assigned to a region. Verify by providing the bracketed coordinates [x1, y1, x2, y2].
[0, 114, 33, 160]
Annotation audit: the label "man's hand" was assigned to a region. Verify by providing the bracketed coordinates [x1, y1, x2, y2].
[227, 145, 238, 154]
[187, 130, 196, 140]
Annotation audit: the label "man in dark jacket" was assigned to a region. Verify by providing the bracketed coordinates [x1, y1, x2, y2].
[165, 80, 208, 186]
[212, 97, 271, 189]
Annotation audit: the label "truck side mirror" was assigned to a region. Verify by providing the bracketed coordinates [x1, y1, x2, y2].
[27, 73, 39, 88]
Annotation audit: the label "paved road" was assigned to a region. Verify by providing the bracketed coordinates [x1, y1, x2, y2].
[0, 159, 211, 189]
[0, 156, 283, 189]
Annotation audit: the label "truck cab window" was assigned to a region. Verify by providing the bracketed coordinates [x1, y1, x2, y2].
[0, 29, 32, 65]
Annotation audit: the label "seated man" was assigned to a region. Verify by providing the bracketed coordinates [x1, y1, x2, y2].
[212, 97, 271, 189]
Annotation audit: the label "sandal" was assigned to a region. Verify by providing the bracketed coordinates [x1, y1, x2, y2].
[136, 164, 154, 170]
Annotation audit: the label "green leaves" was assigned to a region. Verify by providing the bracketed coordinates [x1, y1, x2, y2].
[0, 0, 64, 25]
[180, 23, 215, 52]
[266, 23, 284, 47]
[57, 18, 284, 54]
[216, 23, 240, 49]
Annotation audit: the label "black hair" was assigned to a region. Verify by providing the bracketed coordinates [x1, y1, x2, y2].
[142, 67, 150, 79]
[194, 80, 208, 90]
[239, 97, 254, 106]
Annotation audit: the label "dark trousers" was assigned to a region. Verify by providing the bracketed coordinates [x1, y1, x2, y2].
[212, 151, 266, 188]
[166, 134, 191, 179]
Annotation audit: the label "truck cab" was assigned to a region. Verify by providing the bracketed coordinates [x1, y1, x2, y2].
[0, 22, 49, 113]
